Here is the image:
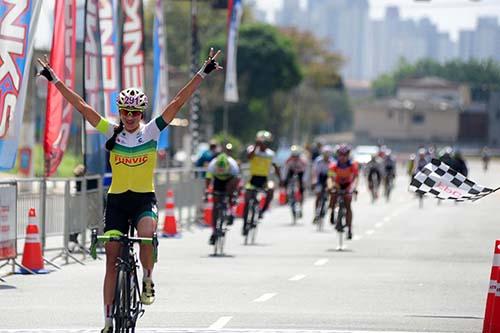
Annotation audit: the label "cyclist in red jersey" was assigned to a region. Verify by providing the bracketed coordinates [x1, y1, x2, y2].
[328, 144, 359, 239]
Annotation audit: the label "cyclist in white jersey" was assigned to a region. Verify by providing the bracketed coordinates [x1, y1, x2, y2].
[312, 145, 334, 222]
[37, 49, 222, 333]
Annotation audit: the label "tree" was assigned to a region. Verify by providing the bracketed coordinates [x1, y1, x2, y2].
[372, 58, 500, 99]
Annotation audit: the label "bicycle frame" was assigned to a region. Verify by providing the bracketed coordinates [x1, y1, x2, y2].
[212, 191, 230, 256]
[287, 174, 300, 224]
[332, 189, 349, 251]
[315, 186, 328, 231]
[90, 229, 158, 332]
[243, 188, 265, 245]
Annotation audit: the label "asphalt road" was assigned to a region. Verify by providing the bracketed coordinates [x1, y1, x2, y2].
[1, 160, 499, 333]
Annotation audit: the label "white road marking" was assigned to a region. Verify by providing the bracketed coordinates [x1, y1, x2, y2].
[383, 216, 391, 222]
[253, 292, 277, 302]
[353, 235, 363, 241]
[365, 229, 375, 235]
[375, 222, 383, 228]
[314, 258, 329, 266]
[289, 274, 306, 281]
[208, 316, 233, 329]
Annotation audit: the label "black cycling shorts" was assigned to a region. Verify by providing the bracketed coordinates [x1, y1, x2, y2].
[249, 175, 268, 189]
[213, 177, 234, 192]
[104, 191, 158, 234]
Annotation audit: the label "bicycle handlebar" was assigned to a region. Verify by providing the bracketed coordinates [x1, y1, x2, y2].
[90, 229, 159, 263]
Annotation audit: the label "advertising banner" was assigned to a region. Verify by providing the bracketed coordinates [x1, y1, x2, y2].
[121, 0, 145, 90]
[153, 0, 169, 149]
[99, 0, 120, 118]
[224, 0, 242, 103]
[44, 0, 77, 176]
[84, 0, 107, 174]
[0, 184, 17, 260]
[0, 0, 42, 170]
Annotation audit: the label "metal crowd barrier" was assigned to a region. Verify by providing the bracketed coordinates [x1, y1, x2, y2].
[0, 167, 209, 276]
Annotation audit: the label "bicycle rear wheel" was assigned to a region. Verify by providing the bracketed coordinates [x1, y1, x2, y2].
[317, 194, 326, 232]
[245, 198, 255, 245]
[335, 206, 345, 250]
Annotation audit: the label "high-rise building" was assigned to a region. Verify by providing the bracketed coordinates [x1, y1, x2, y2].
[271, 1, 498, 80]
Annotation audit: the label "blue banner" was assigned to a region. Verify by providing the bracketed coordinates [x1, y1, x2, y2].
[0, 0, 42, 170]
[224, 0, 242, 103]
[84, 0, 107, 174]
[153, 0, 169, 149]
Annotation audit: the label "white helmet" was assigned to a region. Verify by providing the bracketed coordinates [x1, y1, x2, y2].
[290, 145, 302, 157]
[321, 145, 333, 155]
[117, 88, 148, 110]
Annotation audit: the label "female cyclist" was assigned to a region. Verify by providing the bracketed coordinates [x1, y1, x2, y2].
[37, 48, 222, 332]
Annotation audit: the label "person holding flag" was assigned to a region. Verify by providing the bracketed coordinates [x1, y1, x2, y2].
[37, 48, 222, 333]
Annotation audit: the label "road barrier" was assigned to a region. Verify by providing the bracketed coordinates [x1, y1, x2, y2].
[0, 167, 208, 280]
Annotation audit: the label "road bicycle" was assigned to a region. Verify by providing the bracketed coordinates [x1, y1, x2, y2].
[211, 191, 233, 256]
[331, 188, 355, 251]
[383, 173, 395, 202]
[287, 174, 302, 225]
[90, 227, 158, 332]
[314, 184, 329, 232]
[242, 187, 266, 245]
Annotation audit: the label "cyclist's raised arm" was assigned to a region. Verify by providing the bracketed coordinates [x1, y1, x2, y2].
[37, 56, 101, 127]
[161, 48, 222, 125]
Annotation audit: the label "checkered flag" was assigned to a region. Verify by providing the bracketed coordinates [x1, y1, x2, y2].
[409, 158, 498, 202]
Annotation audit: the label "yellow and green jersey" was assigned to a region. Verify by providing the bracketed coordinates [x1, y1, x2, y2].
[96, 117, 168, 194]
[247, 145, 275, 177]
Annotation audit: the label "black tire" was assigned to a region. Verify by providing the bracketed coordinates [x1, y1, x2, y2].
[113, 270, 130, 332]
[336, 204, 344, 233]
[317, 193, 326, 232]
[245, 198, 255, 245]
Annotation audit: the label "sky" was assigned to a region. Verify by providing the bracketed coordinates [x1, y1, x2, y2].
[253, 0, 500, 41]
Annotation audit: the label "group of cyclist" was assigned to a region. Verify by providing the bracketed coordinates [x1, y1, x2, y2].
[202, 136, 362, 245]
[365, 147, 397, 202]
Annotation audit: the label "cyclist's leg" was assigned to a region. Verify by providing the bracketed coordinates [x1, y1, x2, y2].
[297, 172, 305, 204]
[226, 177, 239, 225]
[329, 191, 338, 224]
[344, 193, 353, 238]
[102, 193, 129, 330]
[134, 193, 158, 305]
[261, 180, 274, 216]
[103, 242, 121, 329]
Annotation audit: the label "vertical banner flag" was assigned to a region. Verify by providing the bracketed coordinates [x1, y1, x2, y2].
[153, 0, 169, 149]
[99, 0, 120, 118]
[121, 0, 145, 91]
[0, 0, 42, 170]
[84, 0, 107, 174]
[224, 0, 243, 103]
[44, 0, 77, 176]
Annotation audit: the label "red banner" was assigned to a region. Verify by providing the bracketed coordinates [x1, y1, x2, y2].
[121, 0, 145, 90]
[43, 0, 76, 176]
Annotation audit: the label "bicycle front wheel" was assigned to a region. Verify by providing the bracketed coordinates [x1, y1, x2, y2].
[113, 270, 130, 332]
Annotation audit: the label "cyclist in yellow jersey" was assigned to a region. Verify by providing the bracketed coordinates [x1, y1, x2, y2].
[37, 49, 222, 333]
[243, 131, 281, 235]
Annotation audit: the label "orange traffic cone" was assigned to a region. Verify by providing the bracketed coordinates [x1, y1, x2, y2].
[203, 194, 213, 226]
[235, 190, 245, 218]
[162, 190, 178, 237]
[278, 187, 287, 205]
[485, 240, 500, 333]
[295, 188, 302, 202]
[20, 208, 47, 274]
[259, 193, 267, 211]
